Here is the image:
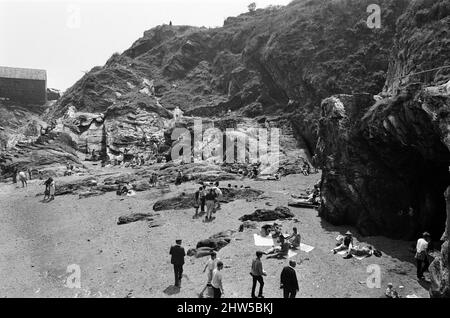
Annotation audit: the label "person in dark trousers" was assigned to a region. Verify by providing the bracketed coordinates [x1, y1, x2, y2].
[415, 232, 431, 280]
[200, 186, 206, 214]
[250, 251, 266, 298]
[193, 186, 203, 218]
[169, 239, 186, 287]
[205, 188, 217, 222]
[280, 260, 299, 298]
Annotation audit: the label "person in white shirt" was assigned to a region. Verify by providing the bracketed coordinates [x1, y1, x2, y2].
[199, 252, 218, 297]
[415, 232, 431, 280]
[211, 261, 224, 298]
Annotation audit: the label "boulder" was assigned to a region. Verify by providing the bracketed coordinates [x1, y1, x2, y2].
[429, 186, 450, 298]
[238, 220, 258, 232]
[117, 213, 161, 225]
[239, 206, 293, 222]
[196, 230, 235, 251]
[153, 187, 263, 211]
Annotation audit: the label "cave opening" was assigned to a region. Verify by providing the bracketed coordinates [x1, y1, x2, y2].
[375, 140, 450, 241]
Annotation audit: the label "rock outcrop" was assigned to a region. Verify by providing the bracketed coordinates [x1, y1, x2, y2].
[35, 0, 408, 168]
[239, 206, 293, 222]
[315, 0, 450, 297]
[316, 90, 450, 239]
[429, 186, 450, 298]
[153, 187, 263, 211]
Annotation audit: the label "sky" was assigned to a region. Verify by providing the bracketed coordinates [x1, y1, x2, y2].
[0, 0, 291, 91]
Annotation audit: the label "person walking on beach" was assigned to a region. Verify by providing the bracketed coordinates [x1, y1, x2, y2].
[280, 260, 299, 298]
[169, 239, 186, 287]
[211, 261, 224, 298]
[250, 251, 266, 298]
[199, 252, 218, 297]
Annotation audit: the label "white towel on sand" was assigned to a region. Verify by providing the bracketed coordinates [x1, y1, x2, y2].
[299, 243, 314, 253]
[253, 234, 275, 246]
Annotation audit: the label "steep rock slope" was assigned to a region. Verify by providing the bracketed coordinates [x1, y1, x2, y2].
[41, 0, 408, 164]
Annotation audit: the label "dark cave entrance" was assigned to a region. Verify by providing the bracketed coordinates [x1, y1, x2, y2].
[376, 141, 450, 241]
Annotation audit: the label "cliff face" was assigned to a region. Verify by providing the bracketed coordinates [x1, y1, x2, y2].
[316, 0, 450, 297]
[316, 86, 450, 239]
[37, 0, 407, 164]
[384, 0, 450, 94]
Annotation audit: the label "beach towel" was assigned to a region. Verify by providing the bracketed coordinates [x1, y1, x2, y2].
[352, 254, 369, 260]
[299, 243, 315, 253]
[254, 233, 275, 246]
[287, 250, 297, 258]
[337, 250, 370, 260]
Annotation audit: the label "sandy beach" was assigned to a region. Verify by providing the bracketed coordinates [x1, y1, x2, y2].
[0, 169, 430, 298]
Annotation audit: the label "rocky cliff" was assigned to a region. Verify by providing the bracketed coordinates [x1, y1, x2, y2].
[36, 0, 407, 167]
[315, 0, 450, 297]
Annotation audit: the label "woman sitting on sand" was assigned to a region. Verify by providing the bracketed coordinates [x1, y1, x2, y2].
[332, 231, 353, 254]
[286, 227, 301, 249]
[265, 235, 290, 259]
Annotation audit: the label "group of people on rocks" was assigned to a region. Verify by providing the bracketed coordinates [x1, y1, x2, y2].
[169, 239, 300, 298]
[193, 181, 222, 222]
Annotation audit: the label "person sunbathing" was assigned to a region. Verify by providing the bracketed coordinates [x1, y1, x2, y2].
[333, 231, 353, 254]
[286, 227, 301, 249]
[265, 235, 290, 259]
[349, 245, 373, 257]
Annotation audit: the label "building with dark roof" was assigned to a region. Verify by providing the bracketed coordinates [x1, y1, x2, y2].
[0, 66, 47, 104]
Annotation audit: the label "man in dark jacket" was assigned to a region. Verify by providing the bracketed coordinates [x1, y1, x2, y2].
[169, 239, 186, 287]
[280, 260, 299, 298]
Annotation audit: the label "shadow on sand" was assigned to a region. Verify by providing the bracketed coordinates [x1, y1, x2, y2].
[163, 285, 180, 295]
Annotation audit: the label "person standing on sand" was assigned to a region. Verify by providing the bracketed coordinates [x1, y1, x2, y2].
[204, 188, 216, 222]
[199, 252, 218, 297]
[43, 177, 55, 201]
[169, 239, 185, 287]
[415, 232, 431, 280]
[12, 167, 18, 184]
[18, 171, 28, 188]
[193, 186, 203, 218]
[250, 251, 266, 298]
[212, 181, 222, 212]
[48, 178, 56, 201]
[200, 185, 207, 213]
[211, 261, 224, 298]
[280, 260, 299, 298]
